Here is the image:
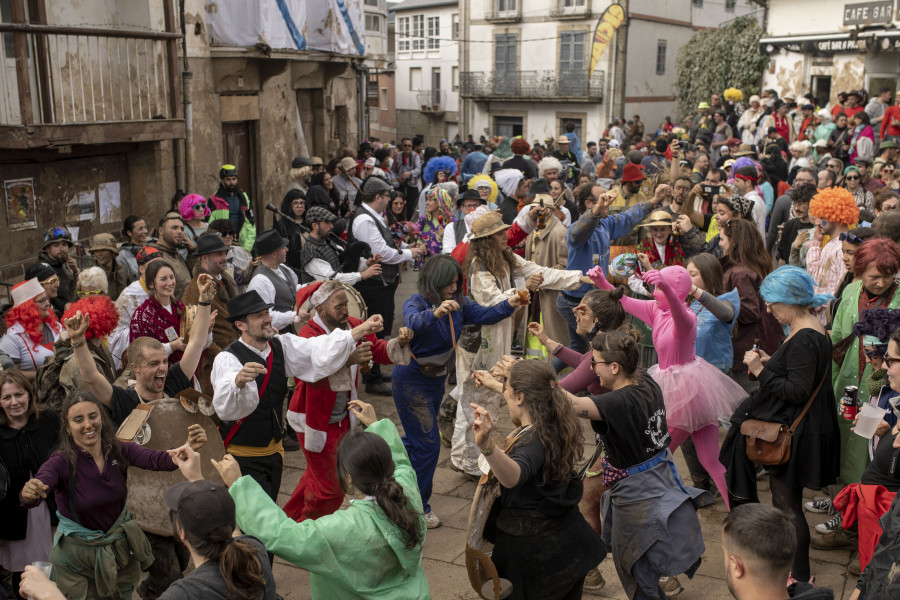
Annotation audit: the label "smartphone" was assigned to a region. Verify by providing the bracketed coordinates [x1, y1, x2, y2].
[701, 184, 718, 197]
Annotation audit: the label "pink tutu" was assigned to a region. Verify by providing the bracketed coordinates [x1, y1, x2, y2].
[647, 357, 748, 432]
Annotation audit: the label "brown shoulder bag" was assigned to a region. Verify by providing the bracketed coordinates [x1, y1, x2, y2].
[740, 374, 826, 466]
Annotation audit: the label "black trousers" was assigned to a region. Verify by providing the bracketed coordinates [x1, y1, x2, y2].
[401, 185, 419, 220]
[234, 452, 284, 565]
[355, 278, 400, 339]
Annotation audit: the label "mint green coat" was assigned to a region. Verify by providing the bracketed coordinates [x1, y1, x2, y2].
[830, 280, 900, 483]
[229, 419, 430, 599]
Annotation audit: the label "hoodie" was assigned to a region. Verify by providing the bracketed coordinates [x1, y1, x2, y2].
[228, 418, 430, 599]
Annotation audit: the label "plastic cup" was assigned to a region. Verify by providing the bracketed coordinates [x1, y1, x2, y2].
[513, 277, 526, 291]
[31, 562, 51, 578]
[853, 402, 887, 439]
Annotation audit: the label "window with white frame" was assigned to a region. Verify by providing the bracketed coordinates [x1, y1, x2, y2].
[427, 16, 440, 50]
[451, 13, 459, 40]
[397, 16, 409, 51]
[497, 0, 517, 14]
[412, 15, 425, 50]
[410, 67, 422, 91]
[365, 14, 381, 33]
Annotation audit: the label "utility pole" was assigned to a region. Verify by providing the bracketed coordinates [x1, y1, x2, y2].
[612, 0, 628, 121]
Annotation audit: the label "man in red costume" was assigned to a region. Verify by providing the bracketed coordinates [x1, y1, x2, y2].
[284, 280, 413, 521]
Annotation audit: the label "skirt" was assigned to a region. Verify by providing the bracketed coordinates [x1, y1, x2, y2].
[649, 357, 749, 432]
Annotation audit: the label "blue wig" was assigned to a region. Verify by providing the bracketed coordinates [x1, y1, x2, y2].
[760, 265, 832, 308]
[423, 156, 458, 184]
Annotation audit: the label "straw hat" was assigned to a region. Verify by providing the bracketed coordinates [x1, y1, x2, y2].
[470, 212, 510, 239]
[557, 136, 570, 144]
[646, 210, 674, 227]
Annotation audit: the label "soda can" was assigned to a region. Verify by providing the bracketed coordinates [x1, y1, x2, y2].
[842, 386, 859, 420]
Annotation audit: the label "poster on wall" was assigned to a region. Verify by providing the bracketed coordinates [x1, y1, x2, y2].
[98, 181, 121, 224]
[4, 177, 37, 231]
[66, 190, 96, 223]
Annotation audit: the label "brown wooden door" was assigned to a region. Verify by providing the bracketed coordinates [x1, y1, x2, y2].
[221, 120, 259, 218]
[297, 89, 317, 157]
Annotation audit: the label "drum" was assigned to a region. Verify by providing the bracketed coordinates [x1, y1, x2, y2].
[293, 281, 367, 333]
[117, 390, 226, 536]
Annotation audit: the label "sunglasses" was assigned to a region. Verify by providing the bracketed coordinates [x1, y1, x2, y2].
[77, 290, 103, 297]
[845, 175, 860, 181]
[839, 232, 863, 244]
[864, 345, 888, 360]
[192, 204, 206, 211]
[591, 357, 611, 367]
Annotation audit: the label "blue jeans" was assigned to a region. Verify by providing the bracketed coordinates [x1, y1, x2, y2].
[554, 293, 588, 371]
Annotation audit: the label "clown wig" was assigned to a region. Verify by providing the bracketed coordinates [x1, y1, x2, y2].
[468, 174, 499, 206]
[6, 300, 60, 345]
[178, 193, 210, 221]
[423, 156, 458, 184]
[510, 138, 531, 155]
[809, 187, 860, 226]
[63, 295, 119, 340]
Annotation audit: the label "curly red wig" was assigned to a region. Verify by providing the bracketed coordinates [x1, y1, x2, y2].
[62, 295, 119, 340]
[6, 300, 60, 345]
[510, 138, 531, 155]
[852, 237, 900, 279]
[809, 187, 860, 226]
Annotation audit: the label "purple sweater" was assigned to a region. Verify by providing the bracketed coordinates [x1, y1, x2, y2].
[25, 442, 176, 532]
[556, 345, 608, 396]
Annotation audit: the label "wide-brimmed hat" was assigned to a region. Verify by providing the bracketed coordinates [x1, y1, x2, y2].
[457, 188, 485, 208]
[253, 229, 288, 256]
[195, 234, 229, 255]
[88, 233, 119, 255]
[311, 156, 323, 165]
[339, 157, 357, 172]
[556, 136, 570, 145]
[732, 144, 757, 157]
[11, 278, 44, 307]
[226, 290, 273, 323]
[471, 212, 510, 239]
[880, 140, 898, 150]
[622, 162, 645, 183]
[697, 101, 710, 109]
[646, 210, 674, 227]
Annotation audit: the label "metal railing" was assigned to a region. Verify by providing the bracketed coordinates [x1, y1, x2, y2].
[461, 70, 604, 101]
[549, 1, 591, 18]
[415, 89, 447, 112]
[0, 20, 181, 126]
[484, 0, 522, 21]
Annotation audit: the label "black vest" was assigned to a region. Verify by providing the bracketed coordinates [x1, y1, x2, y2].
[348, 205, 399, 284]
[217, 338, 287, 448]
[252, 264, 297, 333]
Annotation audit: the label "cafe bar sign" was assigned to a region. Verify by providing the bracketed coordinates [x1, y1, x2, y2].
[843, 1, 895, 26]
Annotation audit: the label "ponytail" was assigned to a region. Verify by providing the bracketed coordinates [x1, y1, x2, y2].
[338, 431, 424, 550]
[373, 476, 424, 549]
[171, 513, 266, 600]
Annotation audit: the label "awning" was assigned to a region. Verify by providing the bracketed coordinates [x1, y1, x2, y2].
[760, 28, 900, 55]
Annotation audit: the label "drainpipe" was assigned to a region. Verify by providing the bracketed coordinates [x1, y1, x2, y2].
[183, 71, 194, 192]
[356, 61, 368, 144]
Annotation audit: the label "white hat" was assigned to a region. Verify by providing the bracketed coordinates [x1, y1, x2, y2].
[608, 139, 622, 149]
[364, 157, 377, 168]
[11, 278, 44, 307]
[814, 139, 828, 148]
[472, 179, 492, 189]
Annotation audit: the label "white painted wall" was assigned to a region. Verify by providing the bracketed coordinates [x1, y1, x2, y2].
[767, 0, 899, 36]
[393, 3, 460, 113]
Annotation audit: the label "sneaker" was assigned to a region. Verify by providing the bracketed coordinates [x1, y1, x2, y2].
[815, 513, 842, 534]
[583, 568, 605, 591]
[805, 498, 836, 515]
[511, 339, 524, 355]
[659, 575, 684, 597]
[364, 379, 392, 396]
[282, 430, 301, 452]
[423, 511, 442, 529]
[810, 528, 856, 550]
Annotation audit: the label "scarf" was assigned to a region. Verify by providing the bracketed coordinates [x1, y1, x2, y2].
[636, 236, 686, 275]
[129, 296, 185, 362]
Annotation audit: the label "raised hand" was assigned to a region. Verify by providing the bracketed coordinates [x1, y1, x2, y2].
[64, 310, 90, 340]
[211, 454, 243, 488]
[642, 270, 663, 287]
[526, 321, 545, 340]
[169, 444, 203, 482]
[471, 404, 495, 451]
[472, 370, 503, 393]
[186, 424, 207, 450]
[197, 273, 217, 303]
[586, 265, 614, 291]
[346, 341, 374, 367]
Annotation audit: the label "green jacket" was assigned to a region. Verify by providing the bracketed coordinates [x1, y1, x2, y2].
[831, 280, 900, 483]
[229, 419, 430, 599]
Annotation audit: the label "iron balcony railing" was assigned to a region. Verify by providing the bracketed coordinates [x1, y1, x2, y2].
[460, 70, 604, 101]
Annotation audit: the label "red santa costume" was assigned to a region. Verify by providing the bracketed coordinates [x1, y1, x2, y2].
[284, 281, 410, 521]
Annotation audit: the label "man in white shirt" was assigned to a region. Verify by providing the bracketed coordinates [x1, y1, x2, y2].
[299, 205, 382, 284]
[441, 189, 485, 254]
[247, 229, 305, 334]
[210, 289, 383, 505]
[733, 165, 767, 235]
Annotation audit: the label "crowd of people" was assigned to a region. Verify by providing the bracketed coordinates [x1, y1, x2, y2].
[3, 84, 900, 600]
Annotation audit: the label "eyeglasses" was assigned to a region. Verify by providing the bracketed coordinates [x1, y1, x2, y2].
[883, 355, 900, 368]
[77, 290, 103, 297]
[839, 232, 863, 244]
[40, 276, 60, 286]
[845, 175, 860, 181]
[192, 204, 206, 211]
[34, 296, 50, 306]
[590, 357, 610, 367]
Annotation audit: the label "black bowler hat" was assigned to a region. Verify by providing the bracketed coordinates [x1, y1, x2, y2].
[195, 234, 229, 256]
[292, 156, 313, 168]
[457, 188, 486, 207]
[528, 177, 551, 197]
[254, 229, 288, 256]
[226, 290, 273, 323]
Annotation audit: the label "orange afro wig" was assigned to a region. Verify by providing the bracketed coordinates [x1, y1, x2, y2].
[62, 295, 119, 340]
[6, 300, 59, 345]
[809, 187, 859, 226]
[510, 137, 531, 155]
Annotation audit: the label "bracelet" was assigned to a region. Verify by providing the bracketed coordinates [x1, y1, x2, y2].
[198, 301, 212, 306]
[70, 337, 87, 349]
[480, 441, 495, 456]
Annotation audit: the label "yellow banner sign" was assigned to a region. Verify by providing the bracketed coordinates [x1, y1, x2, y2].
[589, 4, 625, 77]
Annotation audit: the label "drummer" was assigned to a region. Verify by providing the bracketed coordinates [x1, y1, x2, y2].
[298, 205, 384, 285]
[210, 289, 384, 517]
[283, 280, 413, 522]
